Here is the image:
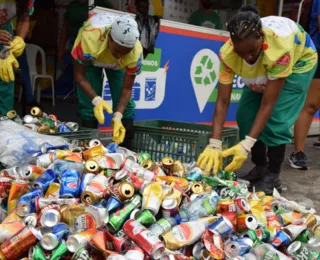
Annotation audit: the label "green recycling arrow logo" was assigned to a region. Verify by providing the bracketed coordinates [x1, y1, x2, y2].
[190, 49, 220, 113]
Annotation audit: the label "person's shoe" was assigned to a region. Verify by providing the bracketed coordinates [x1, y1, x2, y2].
[287, 151, 308, 169]
[313, 141, 320, 149]
[240, 165, 268, 183]
[249, 171, 282, 195]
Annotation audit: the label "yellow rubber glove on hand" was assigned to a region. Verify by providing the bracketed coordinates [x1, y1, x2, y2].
[92, 96, 112, 124]
[0, 49, 19, 82]
[112, 112, 126, 144]
[10, 36, 26, 57]
[221, 135, 257, 172]
[197, 138, 223, 175]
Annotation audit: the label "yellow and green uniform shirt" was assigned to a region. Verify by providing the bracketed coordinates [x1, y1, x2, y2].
[72, 14, 143, 76]
[219, 16, 318, 93]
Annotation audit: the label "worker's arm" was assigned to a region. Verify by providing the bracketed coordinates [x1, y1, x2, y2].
[248, 78, 285, 138]
[74, 62, 97, 99]
[58, 20, 69, 62]
[16, 15, 30, 39]
[211, 83, 233, 139]
[116, 72, 135, 114]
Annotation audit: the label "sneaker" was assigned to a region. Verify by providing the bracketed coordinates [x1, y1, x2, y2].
[287, 151, 308, 169]
[313, 141, 320, 149]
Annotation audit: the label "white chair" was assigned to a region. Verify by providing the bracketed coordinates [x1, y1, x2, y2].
[24, 44, 55, 106]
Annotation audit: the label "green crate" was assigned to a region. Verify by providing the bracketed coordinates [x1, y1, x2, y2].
[49, 127, 100, 142]
[132, 120, 238, 163]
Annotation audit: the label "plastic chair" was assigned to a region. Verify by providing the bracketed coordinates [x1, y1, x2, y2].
[25, 44, 55, 106]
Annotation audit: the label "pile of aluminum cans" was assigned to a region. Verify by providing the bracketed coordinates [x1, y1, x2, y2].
[5, 107, 79, 133]
[0, 139, 319, 260]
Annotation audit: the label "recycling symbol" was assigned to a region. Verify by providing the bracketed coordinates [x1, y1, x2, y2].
[190, 49, 220, 113]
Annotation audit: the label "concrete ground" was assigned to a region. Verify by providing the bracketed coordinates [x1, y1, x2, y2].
[238, 137, 320, 211]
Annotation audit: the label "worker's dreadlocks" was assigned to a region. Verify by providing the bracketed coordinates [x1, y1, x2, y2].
[227, 5, 263, 41]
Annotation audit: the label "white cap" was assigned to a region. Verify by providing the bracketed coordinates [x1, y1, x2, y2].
[111, 15, 139, 48]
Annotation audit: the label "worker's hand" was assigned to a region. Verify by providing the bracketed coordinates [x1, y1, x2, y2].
[92, 96, 113, 124]
[10, 36, 26, 57]
[197, 138, 223, 175]
[112, 112, 126, 144]
[221, 135, 256, 172]
[0, 50, 19, 82]
[0, 30, 12, 45]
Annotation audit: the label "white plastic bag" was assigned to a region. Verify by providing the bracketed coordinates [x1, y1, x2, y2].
[0, 120, 70, 167]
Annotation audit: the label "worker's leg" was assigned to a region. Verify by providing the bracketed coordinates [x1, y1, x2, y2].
[105, 69, 136, 149]
[253, 64, 317, 194]
[77, 65, 103, 128]
[236, 86, 268, 181]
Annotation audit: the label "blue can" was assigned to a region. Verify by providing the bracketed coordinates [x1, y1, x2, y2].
[80, 173, 95, 194]
[52, 159, 84, 176]
[173, 214, 182, 225]
[105, 196, 123, 212]
[58, 125, 71, 133]
[40, 222, 70, 251]
[32, 169, 56, 192]
[187, 169, 203, 181]
[15, 189, 43, 216]
[59, 169, 80, 198]
[226, 240, 252, 257]
[41, 142, 70, 154]
[271, 230, 292, 248]
[106, 142, 119, 153]
[208, 216, 233, 237]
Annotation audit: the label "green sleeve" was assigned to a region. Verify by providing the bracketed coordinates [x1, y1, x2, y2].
[215, 12, 222, 30]
[188, 12, 198, 25]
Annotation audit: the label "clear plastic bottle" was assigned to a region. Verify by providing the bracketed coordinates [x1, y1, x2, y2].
[149, 215, 181, 237]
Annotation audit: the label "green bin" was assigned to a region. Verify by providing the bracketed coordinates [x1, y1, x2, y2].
[132, 120, 238, 163]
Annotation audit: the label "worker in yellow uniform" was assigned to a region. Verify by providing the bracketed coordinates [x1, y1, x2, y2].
[0, 0, 35, 116]
[72, 13, 142, 149]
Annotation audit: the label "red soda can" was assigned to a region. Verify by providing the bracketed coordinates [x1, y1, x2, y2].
[121, 158, 157, 182]
[236, 214, 258, 232]
[123, 219, 165, 259]
[161, 198, 179, 218]
[0, 177, 12, 205]
[1, 226, 41, 260]
[217, 199, 237, 228]
[234, 197, 251, 215]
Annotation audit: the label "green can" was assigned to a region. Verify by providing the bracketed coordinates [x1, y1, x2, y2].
[104, 169, 117, 177]
[29, 245, 46, 260]
[50, 242, 68, 260]
[135, 209, 156, 225]
[295, 229, 314, 244]
[40, 118, 55, 129]
[255, 225, 271, 243]
[108, 194, 141, 233]
[241, 230, 258, 243]
[137, 153, 151, 163]
[287, 241, 320, 259]
[271, 204, 287, 215]
[217, 170, 237, 181]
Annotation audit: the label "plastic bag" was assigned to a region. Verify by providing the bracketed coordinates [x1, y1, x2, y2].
[136, 14, 160, 58]
[0, 120, 70, 167]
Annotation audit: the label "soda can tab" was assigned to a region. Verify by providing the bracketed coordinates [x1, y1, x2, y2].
[123, 219, 165, 259]
[58, 124, 71, 133]
[235, 197, 251, 215]
[60, 169, 80, 198]
[161, 157, 174, 175]
[45, 182, 61, 198]
[142, 182, 163, 215]
[38, 197, 79, 209]
[1, 226, 41, 260]
[39, 204, 61, 227]
[41, 143, 70, 154]
[207, 216, 233, 237]
[271, 230, 292, 248]
[40, 222, 69, 250]
[84, 160, 100, 174]
[0, 220, 25, 243]
[81, 174, 110, 205]
[36, 154, 55, 168]
[236, 214, 258, 232]
[15, 189, 43, 216]
[125, 247, 145, 260]
[108, 181, 135, 201]
[162, 198, 179, 218]
[105, 196, 123, 212]
[80, 173, 96, 194]
[66, 228, 98, 253]
[225, 240, 252, 258]
[83, 145, 105, 160]
[32, 169, 56, 192]
[202, 230, 225, 259]
[121, 158, 157, 182]
[23, 213, 38, 227]
[66, 122, 79, 131]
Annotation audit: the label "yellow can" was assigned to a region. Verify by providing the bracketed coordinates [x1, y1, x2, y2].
[45, 182, 61, 198]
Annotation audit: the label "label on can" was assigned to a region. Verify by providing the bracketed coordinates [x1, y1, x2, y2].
[140, 230, 161, 245]
[74, 213, 96, 231]
[171, 224, 192, 243]
[157, 219, 171, 232]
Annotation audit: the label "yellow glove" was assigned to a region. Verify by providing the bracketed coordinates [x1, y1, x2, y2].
[92, 96, 113, 124]
[221, 135, 256, 172]
[0, 49, 19, 82]
[112, 112, 126, 144]
[196, 138, 223, 175]
[10, 36, 26, 57]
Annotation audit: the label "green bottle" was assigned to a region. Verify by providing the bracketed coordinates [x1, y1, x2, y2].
[108, 194, 142, 233]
